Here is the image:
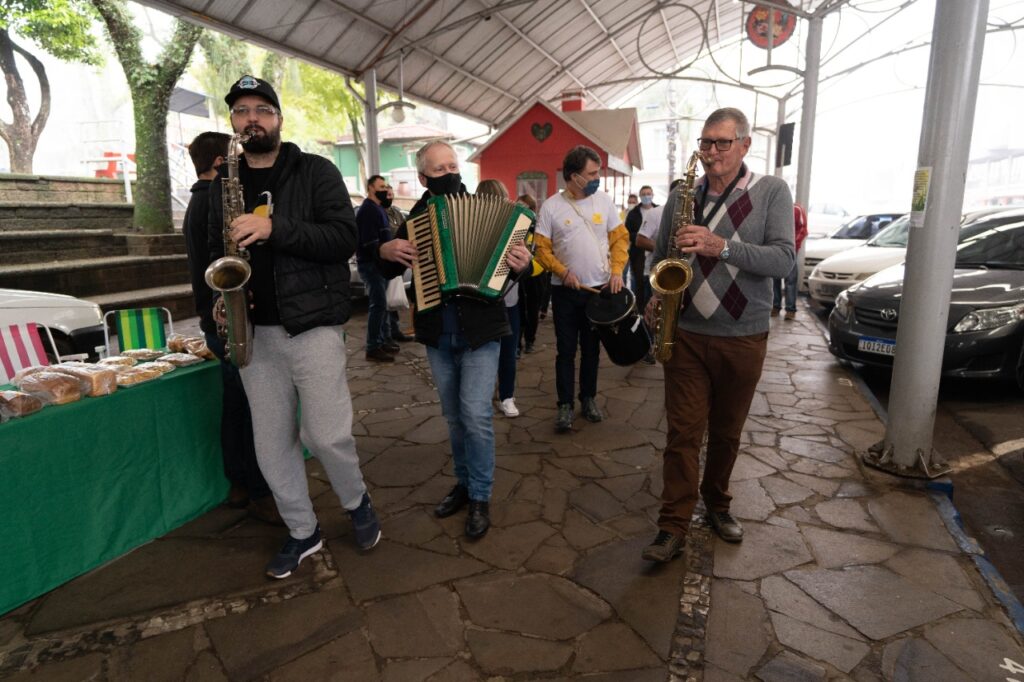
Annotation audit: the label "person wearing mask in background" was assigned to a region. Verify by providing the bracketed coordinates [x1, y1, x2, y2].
[632, 184, 668, 365]
[210, 75, 381, 579]
[477, 179, 521, 418]
[383, 184, 414, 342]
[772, 202, 808, 320]
[377, 141, 533, 539]
[184, 131, 280, 525]
[516, 193, 544, 355]
[357, 174, 401, 362]
[534, 145, 629, 433]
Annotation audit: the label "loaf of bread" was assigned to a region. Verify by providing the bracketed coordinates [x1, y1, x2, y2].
[51, 363, 118, 397]
[11, 365, 49, 384]
[122, 348, 164, 361]
[0, 390, 44, 418]
[136, 361, 175, 375]
[183, 337, 216, 360]
[99, 356, 136, 367]
[115, 366, 163, 386]
[160, 353, 204, 367]
[17, 371, 83, 405]
[167, 334, 198, 353]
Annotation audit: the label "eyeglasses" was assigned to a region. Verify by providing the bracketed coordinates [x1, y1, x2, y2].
[230, 105, 278, 118]
[697, 137, 741, 152]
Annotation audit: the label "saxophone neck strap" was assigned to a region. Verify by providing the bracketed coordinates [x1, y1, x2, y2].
[696, 165, 746, 227]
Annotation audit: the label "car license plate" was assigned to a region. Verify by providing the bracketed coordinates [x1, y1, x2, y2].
[857, 336, 896, 356]
[819, 283, 845, 296]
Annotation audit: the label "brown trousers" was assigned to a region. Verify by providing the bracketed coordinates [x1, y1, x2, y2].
[657, 328, 768, 537]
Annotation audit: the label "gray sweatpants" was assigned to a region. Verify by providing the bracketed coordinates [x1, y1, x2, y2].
[240, 324, 366, 539]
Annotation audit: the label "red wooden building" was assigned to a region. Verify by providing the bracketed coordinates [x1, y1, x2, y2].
[468, 93, 642, 209]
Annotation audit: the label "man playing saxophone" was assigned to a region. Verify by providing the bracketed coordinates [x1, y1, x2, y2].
[642, 108, 795, 563]
[209, 75, 380, 580]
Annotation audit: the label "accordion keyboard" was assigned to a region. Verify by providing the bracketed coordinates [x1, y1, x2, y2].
[406, 213, 443, 311]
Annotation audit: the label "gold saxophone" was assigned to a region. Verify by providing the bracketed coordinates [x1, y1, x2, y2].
[649, 150, 702, 363]
[204, 133, 253, 368]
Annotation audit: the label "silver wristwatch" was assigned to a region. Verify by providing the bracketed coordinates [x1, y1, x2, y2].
[719, 241, 731, 261]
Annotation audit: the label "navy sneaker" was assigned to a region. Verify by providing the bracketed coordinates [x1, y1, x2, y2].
[265, 525, 323, 579]
[349, 492, 382, 550]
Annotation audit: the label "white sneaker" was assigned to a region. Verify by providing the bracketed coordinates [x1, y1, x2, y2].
[499, 398, 519, 417]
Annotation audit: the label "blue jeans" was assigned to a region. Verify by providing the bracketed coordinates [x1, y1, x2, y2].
[357, 261, 392, 350]
[772, 263, 798, 312]
[498, 303, 520, 400]
[551, 286, 601, 405]
[426, 334, 500, 501]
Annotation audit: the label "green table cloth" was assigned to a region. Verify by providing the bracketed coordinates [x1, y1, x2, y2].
[0, 361, 229, 615]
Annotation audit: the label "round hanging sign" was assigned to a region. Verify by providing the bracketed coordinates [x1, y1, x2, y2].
[746, 4, 797, 49]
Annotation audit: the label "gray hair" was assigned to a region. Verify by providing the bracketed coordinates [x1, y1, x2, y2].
[415, 140, 457, 174]
[705, 108, 751, 139]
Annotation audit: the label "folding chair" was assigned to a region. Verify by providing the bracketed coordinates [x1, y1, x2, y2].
[103, 307, 174, 356]
[0, 323, 60, 384]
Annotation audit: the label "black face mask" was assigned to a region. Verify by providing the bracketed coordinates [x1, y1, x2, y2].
[374, 190, 393, 208]
[426, 172, 462, 196]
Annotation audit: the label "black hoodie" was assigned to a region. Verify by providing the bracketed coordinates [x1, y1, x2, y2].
[208, 142, 358, 336]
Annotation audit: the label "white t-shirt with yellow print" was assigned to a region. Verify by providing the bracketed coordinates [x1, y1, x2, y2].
[536, 190, 622, 287]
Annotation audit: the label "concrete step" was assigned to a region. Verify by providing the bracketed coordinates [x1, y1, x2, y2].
[0, 254, 190, 299]
[0, 202, 134, 231]
[89, 284, 197, 323]
[0, 229, 127, 265]
[0, 174, 132, 203]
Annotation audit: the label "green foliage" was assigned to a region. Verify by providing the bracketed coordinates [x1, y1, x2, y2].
[0, 0, 102, 64]
[196, 31, 251, 119]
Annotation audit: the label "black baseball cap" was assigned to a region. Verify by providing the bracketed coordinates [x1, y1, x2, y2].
[225, 75, 281, 112]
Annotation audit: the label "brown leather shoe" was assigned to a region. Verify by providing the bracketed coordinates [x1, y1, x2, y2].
[249, 495, 285, 526]
[366, 347, 395, 362]
[381, 341, 401, 354]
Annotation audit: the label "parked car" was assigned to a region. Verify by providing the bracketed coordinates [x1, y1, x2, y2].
[806, 203, 851, 238]
[828, 210, 1024, 390]
[0, 289, 106, 361]
[803, 213, 904, 288]
[808, 215, 913, 305]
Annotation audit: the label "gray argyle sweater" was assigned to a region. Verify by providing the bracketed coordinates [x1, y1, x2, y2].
[652, 166, 795, 337]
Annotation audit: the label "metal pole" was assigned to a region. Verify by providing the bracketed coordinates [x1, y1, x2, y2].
[363, 69, 380, 177]
[870, 0, 989, 477]
[794, 15, 821, 209]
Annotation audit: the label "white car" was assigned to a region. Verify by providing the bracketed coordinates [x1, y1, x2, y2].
[808, 215, 911, 305]
[803, 213, 904, 287]
[806, 203, 851, 238]
[0, 289, 106, 360]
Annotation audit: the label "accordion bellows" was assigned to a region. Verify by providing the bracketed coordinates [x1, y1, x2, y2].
[406, 194, 534, 311]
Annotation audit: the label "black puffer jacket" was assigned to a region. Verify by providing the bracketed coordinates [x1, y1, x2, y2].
[208, 142, 357, 336]
[378, 188, 525, 349]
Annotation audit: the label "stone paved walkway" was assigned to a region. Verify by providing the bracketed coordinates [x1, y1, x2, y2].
[1, 305, 1023, 681]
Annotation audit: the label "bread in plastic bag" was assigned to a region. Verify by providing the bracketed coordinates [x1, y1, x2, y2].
[0, 390, 44, 419]
[50, 363, 118, 397]
[160, 352, 204, 367]
[99, 356, 137, 368]
[183, 337, 216, 360]
[121, 348, 164, 361]
[136, 360, 175, 375]
[115, 365, 163, 387]
[15, 370, 84, 405]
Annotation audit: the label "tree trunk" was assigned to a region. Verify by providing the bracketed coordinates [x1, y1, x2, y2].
[91, 0, 201, 233]
[132, 89, 173, 233]
[0, 29, 50, 174]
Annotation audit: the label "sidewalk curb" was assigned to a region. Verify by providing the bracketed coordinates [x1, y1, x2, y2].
[929, 488, 1024, 637]
[806, 302, 1024, 638]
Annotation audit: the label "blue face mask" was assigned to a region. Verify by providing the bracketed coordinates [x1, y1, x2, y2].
[640, 195, 653, 206]
[577, 176, 600, 197]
